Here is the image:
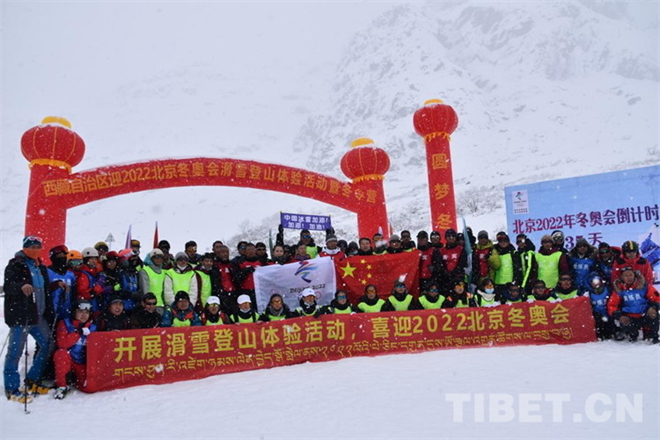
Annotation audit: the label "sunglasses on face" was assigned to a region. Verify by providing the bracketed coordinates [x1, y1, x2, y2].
[336, 295, 347, 299]
[77, 304, 92, 311]
[560, 278, 572, 282]
[301, 235, 311, 239]
[144, 301, 157, 306]
[429, 289, 439, 292]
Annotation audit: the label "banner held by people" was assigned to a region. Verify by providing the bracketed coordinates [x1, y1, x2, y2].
[254, 256, 336, 313]
[280, 212, 332, 231]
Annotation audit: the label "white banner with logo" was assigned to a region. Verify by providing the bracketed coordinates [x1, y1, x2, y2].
[253, 257, 337, 313]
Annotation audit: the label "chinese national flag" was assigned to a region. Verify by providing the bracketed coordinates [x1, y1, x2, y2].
[335, 251, 421, 305]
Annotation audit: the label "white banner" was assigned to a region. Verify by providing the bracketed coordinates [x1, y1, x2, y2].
[254, 257, 337, 313]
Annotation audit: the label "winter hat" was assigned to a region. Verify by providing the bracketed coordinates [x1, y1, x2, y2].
[496, 232, 509, 241]
[49, 245, 69, 259]
[237, 294, 251, 304]
[82, 247, 99, 258]
[158, 240, 171, 249]
[541, 234, 553, 243]
[445, 229, 457, 238]
[389, 234, 401, 242]
[207, 296, 221, 306]
[175, 291, 190, 302]
[149, 248, 164, 259]
[175, 251, 189, 261]
[105, 251, 119, 261]
[326, 234, 338, 244]
[301, 287, 316, 298]
[551, 230, 564, 242]
[23, 236, 43, 248]
[430, 230, 441, 237]
[108, 295, 123, 305]
[575, 238, 590, 248]
[417, 230, 428, 239]
[337, 239, 348, 248]
[130, 239, 141, 248]
[477, 230, 489, 239]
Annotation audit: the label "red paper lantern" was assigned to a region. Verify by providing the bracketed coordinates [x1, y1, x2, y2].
[340, 138, 390, 182]
[413, 99, 458, 138]
[21, 116, 85, 171]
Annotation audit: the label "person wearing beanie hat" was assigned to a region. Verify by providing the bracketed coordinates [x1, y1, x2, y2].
[594, 242, 616, 286]
[386, 235, 405, 255]
[445, 279, 476, 308]
[138, 248, 167, 314]
[52, 298, 96, 400]
[163, 252, 200, 309]
[514, 234, 537, 293]
[501, 282, 525, 305]
[535, 234, 570, 293]
[568, 238, 597, 294]
[228, 294, 258, 324]
[195, 252, 221, 307]
[611, 240, 654, 286]
[3, 236, 54, 403]
[416, 230, 441, 292]
[161, 291, 202, 327]
[472, 229, 501, 288]
[320, 234, 346, 262]
[157, 240, 174, 269]
[95, 294, 132, 332]
[47, 244, 77, 322]
[491, 231, 522, 298]
[418, 282, 448, 310]
[437, 228, 467, 293]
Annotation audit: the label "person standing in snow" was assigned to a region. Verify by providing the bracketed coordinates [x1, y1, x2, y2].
[568, 238, 597, 295]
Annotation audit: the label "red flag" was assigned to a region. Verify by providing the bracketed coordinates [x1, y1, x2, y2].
[153, 221, 159, 249]
[335, 251, 421, 305]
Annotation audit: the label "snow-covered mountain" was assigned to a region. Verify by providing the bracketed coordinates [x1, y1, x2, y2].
[293, 1, 659, 235]
[1, 1, 658, 264]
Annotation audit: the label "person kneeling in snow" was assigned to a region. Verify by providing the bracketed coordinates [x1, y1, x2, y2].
[296, 288, 327, 317]
[608, 267, 659, 343]
[53, 300, 96, 399]
[229, 294, 259, 323]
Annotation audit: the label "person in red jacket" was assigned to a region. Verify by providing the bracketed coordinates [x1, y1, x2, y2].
[53, 300, 96, 399]
[74, 247, 104, 313]
[607, 267, 659, 343]
[611, 241, 654, 286]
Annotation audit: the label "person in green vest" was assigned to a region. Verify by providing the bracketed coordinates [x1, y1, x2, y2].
[357, 284, 386, 313]
[535, 234, 570, 291]
[195, 253, 222, 308]
[551, 274, 580, 300]
[474, 277, 501, 307]
[514, 234, 537, 295]
[296, 288, 327, 317]
[259, 293, 297, 322]
[163, 252, 200, 310]
[492, 232, 521, 298]
[161, 291, 202, 327]
[139, 248, 167, 315]
[383, 280, 419, 311]
[418, 282, 447, 310]
[229, 294, 259, 324]
[445, 279, 476, 308]
[202, 296, 226, 326]
[501, 283, 526, 305]
[297, 229, 322, 259]
[322, 290, 358, 314]
[529, 280, 558, 302]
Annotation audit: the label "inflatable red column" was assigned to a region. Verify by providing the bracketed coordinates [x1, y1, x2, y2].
[413, 99, 459, 234]
[21, 117, 85, 257]
[340, 138, 390, 240]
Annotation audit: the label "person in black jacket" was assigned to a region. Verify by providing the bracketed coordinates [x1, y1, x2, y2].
[259, 293, 298, 322]
[3, 236, 55, 402]
[95, 295, 132, 331]
[130, 293, 161, 329]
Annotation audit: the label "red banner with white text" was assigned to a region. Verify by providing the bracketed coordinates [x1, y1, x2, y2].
[85, 297, 596, 393]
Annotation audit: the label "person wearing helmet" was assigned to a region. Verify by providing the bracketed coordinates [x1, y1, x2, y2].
[47, 245, 76, 322]
[584, 275, 614, 340]
[295, 288, 326, 317]
[74, 247, 103, 313]
[66, 250, 83, 270]
[611, 240, 653, 286]
[551, 230, 569, 257]
[608, 267, 659, 343]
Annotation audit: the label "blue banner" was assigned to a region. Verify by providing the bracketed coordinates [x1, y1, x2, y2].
[280, 212, 332, 231]
[505, 166, 660, 283]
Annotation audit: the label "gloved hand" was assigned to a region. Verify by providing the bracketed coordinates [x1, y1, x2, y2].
[81, 327, 91, 336]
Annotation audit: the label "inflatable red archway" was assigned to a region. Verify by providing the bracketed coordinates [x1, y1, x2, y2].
[21, 100, 459, 255]
[21, 119, 390, 255]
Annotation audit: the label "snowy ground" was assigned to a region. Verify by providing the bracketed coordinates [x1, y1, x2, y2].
[1, 314, 658, 440]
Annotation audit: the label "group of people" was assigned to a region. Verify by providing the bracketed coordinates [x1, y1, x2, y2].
[3, 226, 659, 403]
